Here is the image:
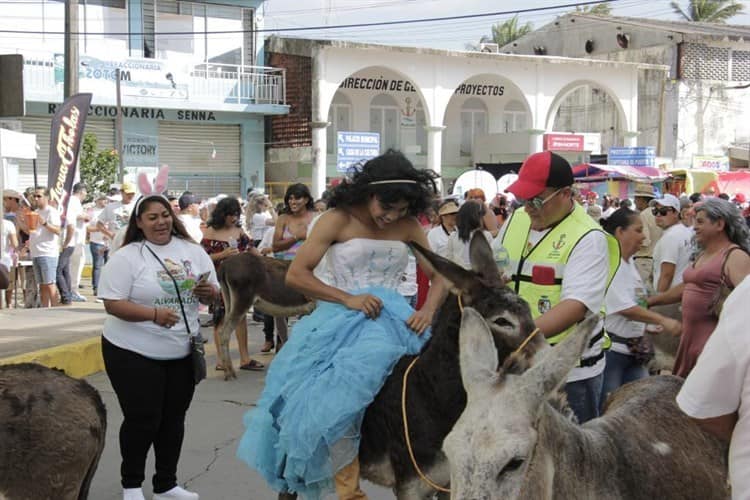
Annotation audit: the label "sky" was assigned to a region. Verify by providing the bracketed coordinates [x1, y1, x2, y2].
[260, 0, 750, 50]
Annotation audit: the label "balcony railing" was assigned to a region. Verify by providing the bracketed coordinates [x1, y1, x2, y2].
[21, 54, 287, 108]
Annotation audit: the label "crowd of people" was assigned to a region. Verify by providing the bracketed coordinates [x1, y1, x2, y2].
[3, 148, 750, 499]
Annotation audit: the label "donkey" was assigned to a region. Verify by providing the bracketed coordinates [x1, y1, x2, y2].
[358, 233, 536, 499]
[217, 252, 316, 380]
[0, 363, 107, 500]
[443, 308, 729, 500]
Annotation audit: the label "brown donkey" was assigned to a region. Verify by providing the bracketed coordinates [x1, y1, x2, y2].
[0, 363, 107, 500]
[216, 252, 315, 380]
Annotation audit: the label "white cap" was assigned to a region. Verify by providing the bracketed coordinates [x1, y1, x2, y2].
[654, 193, 680, 212]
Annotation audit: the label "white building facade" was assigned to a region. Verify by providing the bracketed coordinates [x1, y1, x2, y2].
[265, 37, 663, 198]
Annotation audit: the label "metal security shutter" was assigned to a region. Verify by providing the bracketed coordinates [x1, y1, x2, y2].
[158, 121, 241, 198]
[17, 117, 114, 190]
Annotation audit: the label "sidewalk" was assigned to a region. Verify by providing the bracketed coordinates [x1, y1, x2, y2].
[0, 299, 108, 378]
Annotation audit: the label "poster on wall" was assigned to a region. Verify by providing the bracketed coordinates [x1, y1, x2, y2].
[691, 155, 729, 171]
[336, 131, 380, 173]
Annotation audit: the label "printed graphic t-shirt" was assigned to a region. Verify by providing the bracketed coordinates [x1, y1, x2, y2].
[98, 237, 218, 359]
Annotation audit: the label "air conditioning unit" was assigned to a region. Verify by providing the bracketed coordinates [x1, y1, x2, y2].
[479, 42, 500, 53]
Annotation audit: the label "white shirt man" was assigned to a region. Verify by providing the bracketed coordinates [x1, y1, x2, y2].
[677, 276, 750, 499]
[177, 193, 203, 244]
[651, 194, 693, 292]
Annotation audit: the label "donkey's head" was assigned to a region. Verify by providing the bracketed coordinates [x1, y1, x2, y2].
[410, 231, 536, 356]
[442, 308, 599, 499]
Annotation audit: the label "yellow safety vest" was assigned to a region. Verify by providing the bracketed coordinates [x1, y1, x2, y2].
[502, 203, 620, 346]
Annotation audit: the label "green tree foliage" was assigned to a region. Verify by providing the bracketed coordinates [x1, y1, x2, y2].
[670, 0, 744, 23]
[78, 133, 118, 202]
[574, 3, 612, 15]
[478, 15, 534, 48]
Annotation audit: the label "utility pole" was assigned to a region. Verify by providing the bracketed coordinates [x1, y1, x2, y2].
[115, 68, 125, 182]
[63, 0, 79, 98]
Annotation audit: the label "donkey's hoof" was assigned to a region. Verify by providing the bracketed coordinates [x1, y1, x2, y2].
[223, 368, 237, 381]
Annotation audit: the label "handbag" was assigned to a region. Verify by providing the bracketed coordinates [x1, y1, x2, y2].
[144, 244, 206, 385]
[709, 247, 741, 318]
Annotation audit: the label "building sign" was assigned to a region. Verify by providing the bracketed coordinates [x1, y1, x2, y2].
[608, 146, 656, 167]
[543, 133, 585, 151]
[691, 155, 729, 171]
[339, 76, 504, 97]
[57, 55, 190, 100]
[45, 103, 218, 122]
[336, 131, 380, 173]
[123, 134, 158, 167]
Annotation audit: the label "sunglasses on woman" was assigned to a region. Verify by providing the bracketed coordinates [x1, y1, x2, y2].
[651, 207, 675, 216]
[517, 188, 563, 210]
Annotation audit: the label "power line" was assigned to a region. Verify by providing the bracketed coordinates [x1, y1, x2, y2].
[0, 0, 622, 35]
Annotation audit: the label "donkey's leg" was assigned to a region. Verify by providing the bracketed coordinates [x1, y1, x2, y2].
[221, 284, 256, 380]
[275, 317, 289, 351]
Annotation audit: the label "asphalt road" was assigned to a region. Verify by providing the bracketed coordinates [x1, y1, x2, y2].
[87, 322, 396, 500]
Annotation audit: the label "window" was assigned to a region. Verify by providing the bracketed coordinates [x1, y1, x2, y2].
[370, 94, 400, 152]
[327, 93, 352, 154]
[460, 98, 487, 156]
[502, 100, 528, 133]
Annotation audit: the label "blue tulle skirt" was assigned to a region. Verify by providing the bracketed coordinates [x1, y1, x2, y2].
[237, 286, 431, 499]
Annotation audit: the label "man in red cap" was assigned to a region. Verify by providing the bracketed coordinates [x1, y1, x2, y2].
[499, 151, 620, 422]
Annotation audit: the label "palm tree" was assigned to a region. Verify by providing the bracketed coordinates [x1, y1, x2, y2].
[574, 3, 612, 15]
[482, 15, 534, 48]
[670, 0, 744, 23]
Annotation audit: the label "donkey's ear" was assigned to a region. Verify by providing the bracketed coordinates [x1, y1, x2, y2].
[137, 172, 151, 195]
[523, 314, 600, 401]
[459, 307, 500, 399]
[410, 240, 477, 294]
[469, 231, 502, 285]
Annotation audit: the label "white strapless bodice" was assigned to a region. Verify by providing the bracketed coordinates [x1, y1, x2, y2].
[324, 238, 408, 292]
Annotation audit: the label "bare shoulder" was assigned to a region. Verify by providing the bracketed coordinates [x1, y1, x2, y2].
[396, 216, 427, 242]
[309, 209, 350, 238]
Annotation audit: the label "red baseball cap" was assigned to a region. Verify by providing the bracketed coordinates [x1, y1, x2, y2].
[505, 152, 574, 199]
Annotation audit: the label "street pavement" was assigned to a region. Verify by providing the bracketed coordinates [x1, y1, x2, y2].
[87, 320, 397, 500]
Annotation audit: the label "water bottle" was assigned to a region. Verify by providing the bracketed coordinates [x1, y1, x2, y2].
[494, 244, 510, 276]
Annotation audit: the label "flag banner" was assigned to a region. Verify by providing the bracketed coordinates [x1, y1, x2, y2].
[47, 93, 92, 217]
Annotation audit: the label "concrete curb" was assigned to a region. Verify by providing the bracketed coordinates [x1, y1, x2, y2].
[0, 336, 103, 378]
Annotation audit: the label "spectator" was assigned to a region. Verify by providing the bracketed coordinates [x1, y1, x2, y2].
[676, 275, 750, 499]
[177, 192, 203, 244]
[501, 151, 620, 423]
[464, 188, 499, 237]
[29, 187, 61, 307]
[98, 193, 218, 500]
[632, 183, 662, 293]
[88, 194, 110, 299]
[97, 182, 137, 254]
[599, 208, 680, 406]
[67, 183, 90, 302]
[652, 194, 692, 293]
[427, 199, 459, 258]
[445, 201, 492, 269]
[248, 195, 276, 247]
[649, 198, 750, 377]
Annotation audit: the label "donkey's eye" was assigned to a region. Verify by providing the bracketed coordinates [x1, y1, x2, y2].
[498, 457, 525, 478]
[493, 317, 514, 328]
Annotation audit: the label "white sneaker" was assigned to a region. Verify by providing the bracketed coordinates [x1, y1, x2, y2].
[153, 486, 199, 500]
[123, 488, 146, 500]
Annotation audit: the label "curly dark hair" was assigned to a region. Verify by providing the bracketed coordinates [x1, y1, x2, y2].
[457, 200, 486, 242]
[207, 197, 242, 229]
[328, 149, 438, 215]
[283, 183, 314, 213]
[122, 195, 192, 245]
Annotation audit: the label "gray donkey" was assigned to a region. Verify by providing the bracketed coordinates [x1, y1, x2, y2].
[0, 363, 107, 500]
[444, 308, 729, 500]
[217, 252, 316, 380]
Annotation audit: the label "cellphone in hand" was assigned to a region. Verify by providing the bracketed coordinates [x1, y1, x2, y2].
[196, 271, 210, 284]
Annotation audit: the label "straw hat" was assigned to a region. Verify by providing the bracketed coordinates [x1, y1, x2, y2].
[633, 183, 655, 198]
[438, 200, 460, 216]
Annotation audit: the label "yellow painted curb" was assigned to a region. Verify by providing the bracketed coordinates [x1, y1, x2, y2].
[0, 336, 103, 379]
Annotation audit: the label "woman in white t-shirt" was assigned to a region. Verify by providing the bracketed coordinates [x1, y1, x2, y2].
[249, 195, 276, 247]
[599, 208, 681, 408]
[98, 194, 219, 500]
[445, 200, 493, 269]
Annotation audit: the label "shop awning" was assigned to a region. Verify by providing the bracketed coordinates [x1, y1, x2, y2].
[572, 163, 665, 182]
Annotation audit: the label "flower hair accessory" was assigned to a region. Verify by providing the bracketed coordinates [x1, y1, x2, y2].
[134, 165, 170, 215]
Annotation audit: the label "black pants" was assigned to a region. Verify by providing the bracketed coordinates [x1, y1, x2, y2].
[102, 337, 195, 493]
[263, 313, 274, 342]
[56, 246, 74, 303]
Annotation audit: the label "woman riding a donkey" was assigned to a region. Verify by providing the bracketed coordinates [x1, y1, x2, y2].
[237, 150, 447, 498]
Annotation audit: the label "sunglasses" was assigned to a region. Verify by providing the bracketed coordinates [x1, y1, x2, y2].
[652, 207, 675, 216]
[518, 188, 563, 210]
